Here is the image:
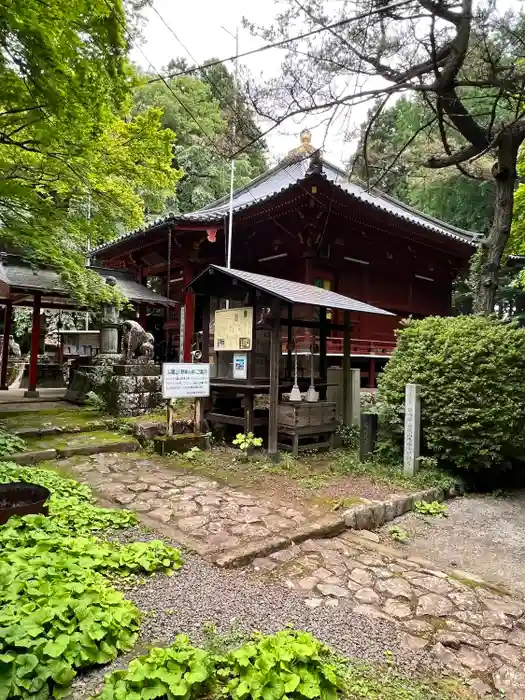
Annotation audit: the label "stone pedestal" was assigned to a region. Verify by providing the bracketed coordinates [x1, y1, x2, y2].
[107, 363, 162, 417]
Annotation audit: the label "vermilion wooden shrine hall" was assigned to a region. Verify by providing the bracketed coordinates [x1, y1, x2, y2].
[92, 136, 478, 388]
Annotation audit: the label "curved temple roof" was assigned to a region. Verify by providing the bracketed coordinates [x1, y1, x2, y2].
[92, 153, 479, 256]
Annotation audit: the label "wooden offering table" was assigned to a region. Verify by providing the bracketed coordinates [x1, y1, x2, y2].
[278, 400, 337, 456]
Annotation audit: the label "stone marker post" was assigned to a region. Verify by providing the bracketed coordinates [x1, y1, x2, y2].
[360, 412, 378, 461]
[351, 368, 361, 427]
[404, 383, 421, 476]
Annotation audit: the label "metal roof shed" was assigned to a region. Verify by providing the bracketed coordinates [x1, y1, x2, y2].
[187, 265, 391, 456]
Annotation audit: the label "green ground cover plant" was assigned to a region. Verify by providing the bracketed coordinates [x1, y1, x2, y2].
[97, 629, 476, 700]
[0, 463, 183, 700]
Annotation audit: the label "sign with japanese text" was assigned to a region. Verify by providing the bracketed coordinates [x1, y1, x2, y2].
[162, 363, 210, 399]
[214, 307, 253, 351]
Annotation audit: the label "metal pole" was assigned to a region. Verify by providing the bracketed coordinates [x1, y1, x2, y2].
[225, 26, 239, 271]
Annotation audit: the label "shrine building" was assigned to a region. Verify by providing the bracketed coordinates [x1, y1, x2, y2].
[91, 134, 479, 387]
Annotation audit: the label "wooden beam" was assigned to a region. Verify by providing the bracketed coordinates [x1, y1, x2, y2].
[268, 300, 281, 457]
[0, 301, 12, 390]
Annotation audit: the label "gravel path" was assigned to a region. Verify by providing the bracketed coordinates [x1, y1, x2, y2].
[377, 493, 525, 598]
[70, 530, 437, 699]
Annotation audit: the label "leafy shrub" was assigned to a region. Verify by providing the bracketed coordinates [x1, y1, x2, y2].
[0, 430, 25, 456]
[98, 635, 213, 700]
[0, 462, 183, 699]
[378, 316, 525, 471]
[414, 500, 448, 517]
[233, 432, 263, 452]
[85, 390, 108, 413]
[99, 630, 345, 700]
[389, 525, 409, 542]
[220, 629, 345, 700]
[335, 423, 359, 448]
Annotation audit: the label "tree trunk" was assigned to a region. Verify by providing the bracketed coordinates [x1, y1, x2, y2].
[473, 138, 520, 315]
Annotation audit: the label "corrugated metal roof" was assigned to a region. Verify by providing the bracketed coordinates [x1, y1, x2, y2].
[192, 265, 393, 315]
[92, 154, 479, 255]
[0, 261, 176, 306]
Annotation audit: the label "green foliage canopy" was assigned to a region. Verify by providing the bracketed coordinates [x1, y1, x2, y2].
[378, 316, 525, 471]
[133, 64, 267, 214]
[0, 0, 181, 305]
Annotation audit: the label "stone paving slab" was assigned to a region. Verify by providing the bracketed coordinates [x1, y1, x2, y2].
[68, 453, 313, 557]
[249, 531, 525, 699]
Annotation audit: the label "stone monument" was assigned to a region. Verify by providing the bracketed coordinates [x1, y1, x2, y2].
[106, 320, 161, 416]
[65, 276, 122, 403]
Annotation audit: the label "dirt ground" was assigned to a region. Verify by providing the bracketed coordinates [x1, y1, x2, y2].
[378, 492, 525, 598]
[166, 446, 407, 513]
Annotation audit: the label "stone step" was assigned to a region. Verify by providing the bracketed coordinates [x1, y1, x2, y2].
[8, 440, 138, 464]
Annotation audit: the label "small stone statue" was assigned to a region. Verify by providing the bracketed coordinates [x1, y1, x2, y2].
[8, 335, 21, 357]
[121, 320, 154, 362]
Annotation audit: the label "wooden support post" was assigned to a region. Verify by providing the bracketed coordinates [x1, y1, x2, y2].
[244, 392, 254, 434]
[368, 358, 376, 389]
[183, 264, 194, 362]
[194, 397, 204, 433]
[404, 383, 421, 476]
[319, 306, 327, 400]
[0, 302, 12, 390]
[286, 304, 293, 380]
[268, 301, 281, 458]
[342, 310, 351, 426]
[166, 399, 174, 437]
[25, 294, 41, 398]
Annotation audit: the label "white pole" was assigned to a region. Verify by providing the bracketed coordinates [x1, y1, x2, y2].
[225, 26, 239, 271]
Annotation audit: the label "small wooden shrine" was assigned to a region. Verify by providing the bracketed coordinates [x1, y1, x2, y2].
[187, 265, 392, 456]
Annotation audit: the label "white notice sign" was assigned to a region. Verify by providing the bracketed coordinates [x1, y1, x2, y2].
[162, 363, 210, 399]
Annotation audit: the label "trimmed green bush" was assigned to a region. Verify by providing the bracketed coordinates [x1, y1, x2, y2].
[378, 315, 525, 471]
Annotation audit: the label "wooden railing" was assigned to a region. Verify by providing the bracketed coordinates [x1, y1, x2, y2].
[284, 335, 396, 357]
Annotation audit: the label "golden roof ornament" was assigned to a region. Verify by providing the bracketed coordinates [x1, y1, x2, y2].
[285, 129, 318, 162]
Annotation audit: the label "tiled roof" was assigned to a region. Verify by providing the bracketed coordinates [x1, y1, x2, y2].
[190, 265, 394, 315]
[92, 155, 479, 255]
[0, 259, 175, 306]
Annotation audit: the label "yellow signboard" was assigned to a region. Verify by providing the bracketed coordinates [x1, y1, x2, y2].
[214, 307, 253, 351]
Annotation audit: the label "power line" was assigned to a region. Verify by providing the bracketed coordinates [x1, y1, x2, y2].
[106, 1, 235, 158]
[147, 0, 412, 85]
[150, 6, 257, 153]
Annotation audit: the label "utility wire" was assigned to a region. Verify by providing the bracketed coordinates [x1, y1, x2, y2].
[147, 0, 412, 84]
[150, 6, 257, 153]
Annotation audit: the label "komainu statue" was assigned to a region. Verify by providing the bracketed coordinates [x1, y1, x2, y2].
[121, 320, 154, 362]
[8, 335, 21, 357]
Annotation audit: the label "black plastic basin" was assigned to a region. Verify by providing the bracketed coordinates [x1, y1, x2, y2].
[0, 482, 50, 525]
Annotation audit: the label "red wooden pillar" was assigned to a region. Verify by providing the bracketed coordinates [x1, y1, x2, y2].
[182, 264, 194, 363]
[25, 294, 41, 397]
[368, 357, 376, 389]
[0, 302, 13, 390]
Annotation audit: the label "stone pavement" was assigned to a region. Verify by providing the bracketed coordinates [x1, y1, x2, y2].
[69, 453, 315, 557]
[250, 530, 525, 699]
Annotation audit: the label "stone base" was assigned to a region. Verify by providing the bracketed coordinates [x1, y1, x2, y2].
[153, 434, 209, 456]
[23, 390, 40, 399]
[64, 365, 105, 404]
[107, 364, 163, 417]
